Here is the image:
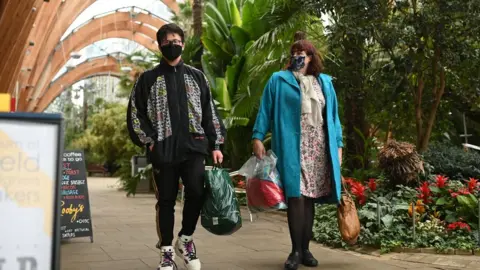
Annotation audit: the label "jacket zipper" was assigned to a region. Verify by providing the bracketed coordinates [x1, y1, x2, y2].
[173, 65, 181, 160]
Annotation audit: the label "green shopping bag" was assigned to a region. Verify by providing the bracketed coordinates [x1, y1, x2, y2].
[201, 167, 242, 235]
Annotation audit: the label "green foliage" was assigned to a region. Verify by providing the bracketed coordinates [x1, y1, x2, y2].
[117, 164, 153, 197]
[424, 143, 480, 180]
[200, 0, 326, 168]
[313, 179, 479, 253]
[72, 103, 144, 194]
[170, 1, 194, 37]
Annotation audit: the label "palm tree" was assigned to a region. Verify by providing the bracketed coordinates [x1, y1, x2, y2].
[193, 0, 203, 37]
[171, 1, 194, 37]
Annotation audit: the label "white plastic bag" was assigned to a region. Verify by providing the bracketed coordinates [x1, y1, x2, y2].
[238, 150, 287, 213]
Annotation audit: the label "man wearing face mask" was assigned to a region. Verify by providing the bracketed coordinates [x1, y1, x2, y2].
[127, 23, 226, 270]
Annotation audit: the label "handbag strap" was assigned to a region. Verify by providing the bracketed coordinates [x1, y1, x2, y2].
[340, 176, 352, 196]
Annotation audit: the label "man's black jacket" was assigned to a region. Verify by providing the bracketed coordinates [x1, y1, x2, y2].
[127, 59, 226, 165]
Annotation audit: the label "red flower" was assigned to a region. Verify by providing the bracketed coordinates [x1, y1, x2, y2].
[447, 222, 471, 232]
[417, 182, 432, 204]
[368, 178, 377, 192]
[343, 177, 355, 186]
[450, 187, 470, 198]
[350, 181, 367, 205]
[467, 178, 479, 193]
[435, 175, 448, 188]
[237, 180, 246, 189]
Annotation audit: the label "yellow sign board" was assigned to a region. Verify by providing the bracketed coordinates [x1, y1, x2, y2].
[0, 93, 11, 112]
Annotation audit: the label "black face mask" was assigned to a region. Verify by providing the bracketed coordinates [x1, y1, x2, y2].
[160, 43, 183, 61]
[289, 55, 306, 71]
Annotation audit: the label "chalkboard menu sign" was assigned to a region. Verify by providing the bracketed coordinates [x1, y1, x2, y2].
[60, 150, 94, 242]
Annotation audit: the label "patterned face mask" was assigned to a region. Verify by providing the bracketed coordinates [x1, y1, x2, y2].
[289, 55, 306, 71]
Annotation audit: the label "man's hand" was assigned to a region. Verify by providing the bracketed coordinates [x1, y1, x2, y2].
[253, 139, 266, 159]
[149, 143, 154, 152]
[212, 150, 223, 164]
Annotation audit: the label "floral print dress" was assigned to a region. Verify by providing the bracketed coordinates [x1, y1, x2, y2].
[299, 79, 331, 198]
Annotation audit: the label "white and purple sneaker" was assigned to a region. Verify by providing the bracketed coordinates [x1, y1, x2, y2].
[158, 246, 177, 270]
[174, 235, 201, 270]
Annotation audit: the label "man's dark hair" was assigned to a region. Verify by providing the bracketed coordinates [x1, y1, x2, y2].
[156, 23, 185, 44]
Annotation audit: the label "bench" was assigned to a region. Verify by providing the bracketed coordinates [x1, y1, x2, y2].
[87, 164, 107, 177]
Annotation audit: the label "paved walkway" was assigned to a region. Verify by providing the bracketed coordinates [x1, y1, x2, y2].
[60, 178, 479, 270]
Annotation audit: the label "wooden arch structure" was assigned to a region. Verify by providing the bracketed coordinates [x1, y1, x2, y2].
[23, 10, 165, 111]
[34, 55, 134, 112]
[0, 0, 178, 111]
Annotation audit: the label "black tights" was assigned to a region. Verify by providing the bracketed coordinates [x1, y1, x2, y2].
[287, 196, 315, 253]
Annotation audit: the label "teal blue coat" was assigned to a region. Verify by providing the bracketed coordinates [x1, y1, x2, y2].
[252, 71, 344, 204]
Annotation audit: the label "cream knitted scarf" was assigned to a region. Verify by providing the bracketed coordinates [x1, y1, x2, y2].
[293, 71, 323, 127]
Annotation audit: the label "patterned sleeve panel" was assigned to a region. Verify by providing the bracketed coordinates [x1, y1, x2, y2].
[201, 75, 226, 151]
[127, 74, 156, 147]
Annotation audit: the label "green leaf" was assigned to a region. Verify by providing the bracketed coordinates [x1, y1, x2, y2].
[204, 14, 228, 44]
[230, 0, 242, 27]
[381, 214, 394, 228]
[436, 197, 447, 205]
[457, 195, 477, 210]
[205, 3, 229, 37]
[226, 55, 245, 96]
[201, 54, 218, 91]
[430, 186, 441, 193]
[393, 203, 410, 211]
[359, 209, 376, 220]
[201, 37, 233, 61]
[232, 117, 249, 126]
[445, 214, 457, 223]
[230, 26, 251, 53]
[217, 0, 232, 25]
[214, 77, 232, 111]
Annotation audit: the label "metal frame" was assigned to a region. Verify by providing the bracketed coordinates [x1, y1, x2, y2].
[0, 112, 64, 270]
[463, 143, 480, 151]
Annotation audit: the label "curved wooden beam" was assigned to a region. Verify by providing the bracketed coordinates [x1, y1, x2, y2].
[17, 1, 177, 109]
[16, 0, 97, 95]
[50, 12, 164, 79]
[0, 0, 44, 93]
[34, 56, 131, 112]
[26, 32, 156, 112]
[23, 11, 164, 111]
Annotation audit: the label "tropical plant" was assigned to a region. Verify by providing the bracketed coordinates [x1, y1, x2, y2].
[378, 140, 424, 187]
[71, 102, 143, 177]
[171, 0, 194, 37]
[315, 174, 479, 253]
[201, 0, 326, 124]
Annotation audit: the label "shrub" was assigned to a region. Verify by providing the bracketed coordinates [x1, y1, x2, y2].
[313, 175, 479, 253]
[378, 140, 424, 188]
[424, 143, 480, 180]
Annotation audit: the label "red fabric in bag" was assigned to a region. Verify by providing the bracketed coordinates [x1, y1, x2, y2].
[247, 178, 285, 208]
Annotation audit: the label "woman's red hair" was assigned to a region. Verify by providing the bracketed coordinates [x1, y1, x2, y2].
[285, 40, 324, 77]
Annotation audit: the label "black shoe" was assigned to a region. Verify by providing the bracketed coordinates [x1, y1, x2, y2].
[302, 249, 318, 267]
[284, 251, 301, 270]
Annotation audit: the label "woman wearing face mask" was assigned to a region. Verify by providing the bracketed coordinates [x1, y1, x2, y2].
[252, 40, 344, 270]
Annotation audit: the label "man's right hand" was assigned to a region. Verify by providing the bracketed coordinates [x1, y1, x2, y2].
[149, 143, 154, 152]
[252, 139, 266, 159]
